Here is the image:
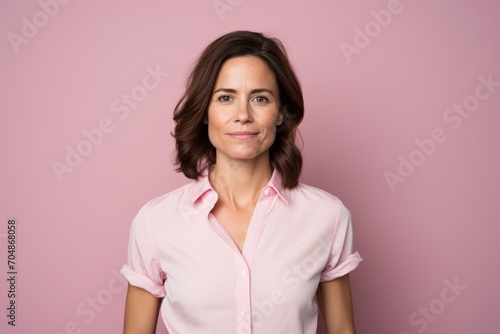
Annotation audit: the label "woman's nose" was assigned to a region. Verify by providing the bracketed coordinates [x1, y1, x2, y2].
[235, 101, 252, 123]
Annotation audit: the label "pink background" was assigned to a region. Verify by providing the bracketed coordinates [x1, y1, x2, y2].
[1, 0, 499, 333]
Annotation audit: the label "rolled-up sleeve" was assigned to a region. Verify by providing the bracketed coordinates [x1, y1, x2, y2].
[120, 203, 166, 298]
[320, 200, 362, 282]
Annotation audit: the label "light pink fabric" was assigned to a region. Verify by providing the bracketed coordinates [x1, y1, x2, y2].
[121, 171, 362, 334]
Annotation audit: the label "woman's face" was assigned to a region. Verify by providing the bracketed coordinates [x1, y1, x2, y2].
[207, 56, 283, 164]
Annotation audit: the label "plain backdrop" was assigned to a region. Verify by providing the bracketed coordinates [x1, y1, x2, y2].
[1, 0, 499, 333]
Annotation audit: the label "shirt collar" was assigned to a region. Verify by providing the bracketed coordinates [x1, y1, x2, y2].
[189, 169, 289, 205]
[265, 169, 289, 204]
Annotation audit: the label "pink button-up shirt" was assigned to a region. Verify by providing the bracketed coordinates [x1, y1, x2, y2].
[121, 171, 362, 333]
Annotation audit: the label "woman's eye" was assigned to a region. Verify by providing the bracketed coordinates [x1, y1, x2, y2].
[253, 96, 269, 103]
[218, 95, 232, 102]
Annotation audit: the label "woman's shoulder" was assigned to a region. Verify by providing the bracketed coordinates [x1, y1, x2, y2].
[148, 182, 194, 204]
[139, 178, 205, 214]
[293, 182, 341, 201]
[291, 182, 349, 212]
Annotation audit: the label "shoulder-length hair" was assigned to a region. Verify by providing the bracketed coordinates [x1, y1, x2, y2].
[172, 30, 304, 189]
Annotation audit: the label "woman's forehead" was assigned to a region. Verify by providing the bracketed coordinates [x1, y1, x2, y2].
[213, 56, 278, 91]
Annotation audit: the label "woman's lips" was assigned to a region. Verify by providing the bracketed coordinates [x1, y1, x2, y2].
[227, 131, 258, 139]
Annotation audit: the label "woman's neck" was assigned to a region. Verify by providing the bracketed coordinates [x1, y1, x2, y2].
[209, 154, 272, 210]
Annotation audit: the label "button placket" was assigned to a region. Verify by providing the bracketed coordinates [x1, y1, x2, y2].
[234, 255, 251, 333]
[235, 193, 274, 333]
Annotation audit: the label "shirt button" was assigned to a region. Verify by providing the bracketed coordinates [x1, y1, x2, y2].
[240, 308, 247, 316]
[264, 188, 270, 195]
[241, 269, 248, 276]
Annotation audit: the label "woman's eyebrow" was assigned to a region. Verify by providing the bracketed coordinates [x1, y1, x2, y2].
[212, 88, 275, 96]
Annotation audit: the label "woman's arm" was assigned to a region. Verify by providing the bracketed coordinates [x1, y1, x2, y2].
[124, 284, 162, 334]
[317, 274, 356, 334]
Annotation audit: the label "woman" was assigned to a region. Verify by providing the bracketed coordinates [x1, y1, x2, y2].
[121, 30, 362, 334]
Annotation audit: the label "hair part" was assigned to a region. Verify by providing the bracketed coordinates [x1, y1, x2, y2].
[172, 30, 304, 189]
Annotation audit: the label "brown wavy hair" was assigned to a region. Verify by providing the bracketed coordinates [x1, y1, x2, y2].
[172, 31, 304, 189]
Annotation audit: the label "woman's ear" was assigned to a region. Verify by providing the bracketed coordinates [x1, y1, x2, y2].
[277, 112, 284, 126]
